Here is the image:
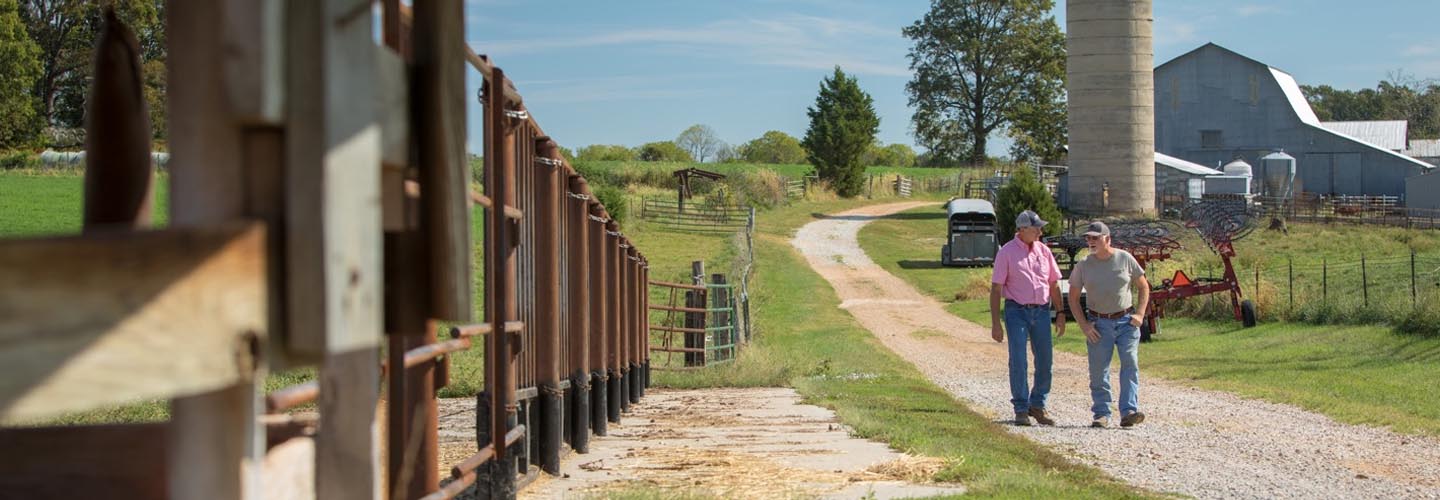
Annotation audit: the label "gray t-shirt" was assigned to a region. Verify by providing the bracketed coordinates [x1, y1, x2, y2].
[1069, 249, 1145, 314]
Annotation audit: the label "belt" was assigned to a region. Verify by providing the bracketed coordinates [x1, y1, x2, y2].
[1087, 308, 1134, 319]
[1004, 299, 1049, 309]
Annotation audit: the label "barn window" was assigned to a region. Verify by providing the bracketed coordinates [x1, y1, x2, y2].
[1201, 130, 1223, 149]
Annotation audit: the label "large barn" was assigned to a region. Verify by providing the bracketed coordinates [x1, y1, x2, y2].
[1153, 43, 1433, 199]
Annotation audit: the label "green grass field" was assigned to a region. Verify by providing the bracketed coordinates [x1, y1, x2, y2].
[859, 203, 1440, 437]
[0, 173, 170, 237]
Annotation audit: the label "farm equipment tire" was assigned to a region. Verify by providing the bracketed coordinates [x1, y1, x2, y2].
[1139, 317, 1159, 342]
[1240, 300, 1257, 328]
[941, 245, 952, 267]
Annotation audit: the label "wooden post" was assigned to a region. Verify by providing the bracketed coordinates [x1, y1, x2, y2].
[414, 0, 473, 323]
[685, 261, 706, 367]
[166, 0, 267, 498]
[1362, 253, 1369, 307]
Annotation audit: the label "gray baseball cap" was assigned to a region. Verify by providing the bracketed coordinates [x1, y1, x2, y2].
[1082, 221, 1111, 237]
[1016, 210, 1047, 228]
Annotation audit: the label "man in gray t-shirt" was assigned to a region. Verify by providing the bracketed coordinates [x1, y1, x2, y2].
[1067, 221, 1151, 428]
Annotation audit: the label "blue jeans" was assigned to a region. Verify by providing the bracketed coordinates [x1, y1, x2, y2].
[1003, 301, 1053, 413]
[1086, 316, 1141, 418]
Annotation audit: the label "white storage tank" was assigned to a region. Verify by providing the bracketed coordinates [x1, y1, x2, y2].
[1221, 158, 1254, 194]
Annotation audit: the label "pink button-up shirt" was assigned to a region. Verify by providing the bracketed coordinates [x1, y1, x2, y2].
[991, 237, 1061, 305]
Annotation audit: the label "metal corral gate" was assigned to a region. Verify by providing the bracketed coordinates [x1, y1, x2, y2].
[0, 2, 653, 499]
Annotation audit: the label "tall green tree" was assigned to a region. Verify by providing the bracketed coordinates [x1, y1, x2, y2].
[738, 130, 806, 164]
[1303, 72, 1440, 140]
[0, 0, 43, 148]
[20, 0, 164, 138]
[862, 141, 918, 167]
[802, 66, 879, 198]
[904, 0, 1065, 166]
[993, 166, 1060, 244]
[576, 144, 635, 161]
[636, 140, 693, 162]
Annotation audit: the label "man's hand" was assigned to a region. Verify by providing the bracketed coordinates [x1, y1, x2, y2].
[1055, 313, 1066, 337]
[991, 323, 1004, 343]
[1082, 322, 1100, 344]
[1128, 314, 1144, 327]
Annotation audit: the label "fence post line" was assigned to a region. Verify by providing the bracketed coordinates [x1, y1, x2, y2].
[587, 203, 608, 437]
[1412, 250, 1418, 309]
[1288, 257, 1294, 313]
[1254, 264, 1260, 311]
[533, 137, 563, 474]
[1323, 258, 1328, 304]
[1362, 253, 1369, 307]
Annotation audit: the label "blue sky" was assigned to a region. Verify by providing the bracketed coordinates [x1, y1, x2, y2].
[462, 0, 1440, 158]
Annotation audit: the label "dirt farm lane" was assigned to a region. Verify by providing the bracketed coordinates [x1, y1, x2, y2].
[790, 201, 1440, 499]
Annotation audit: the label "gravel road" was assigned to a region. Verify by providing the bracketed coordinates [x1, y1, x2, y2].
[791, 201, 1440, 499]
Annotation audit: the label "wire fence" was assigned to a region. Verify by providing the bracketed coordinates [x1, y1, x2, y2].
[1170, 251, 1440, 327]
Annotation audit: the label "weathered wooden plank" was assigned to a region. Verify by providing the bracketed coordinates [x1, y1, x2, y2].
[0, 223, 265, 422]
[223, 0, 285, 123]
[377, 47, 410, 171]
[290, 0, 386, 498]
[0, 423, 168, 499]
[285, 0, 385, 357]
[167, 0, 266, 497]
[413, 0, 473, 322]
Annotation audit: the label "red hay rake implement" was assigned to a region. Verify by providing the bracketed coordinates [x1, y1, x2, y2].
[1049, 199, 1258, 341]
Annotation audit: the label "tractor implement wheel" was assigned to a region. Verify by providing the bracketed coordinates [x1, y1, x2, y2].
[1140, 317, 1159, 342]
[1240, 300, 1257, 328]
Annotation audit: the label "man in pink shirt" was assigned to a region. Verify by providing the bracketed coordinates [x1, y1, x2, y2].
[989, 210, 1066, 426]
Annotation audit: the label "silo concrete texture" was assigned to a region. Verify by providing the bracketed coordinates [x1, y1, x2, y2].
[1066, 0, 1154, 215]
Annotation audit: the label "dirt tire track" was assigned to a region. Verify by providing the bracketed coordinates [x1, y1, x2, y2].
[791, 201, 1440, 499]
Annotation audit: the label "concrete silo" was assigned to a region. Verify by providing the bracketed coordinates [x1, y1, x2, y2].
[1066, 0, 1154, 215]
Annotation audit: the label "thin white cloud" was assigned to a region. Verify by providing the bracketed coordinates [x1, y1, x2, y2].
[1154, 17, 1201, 48]
[468, 14, 909, 77]
[1403, 43, 1438, 57]
[1234, 5, 1279, 17]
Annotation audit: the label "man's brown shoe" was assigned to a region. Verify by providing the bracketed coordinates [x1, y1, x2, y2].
[1121, 411, 1146, 427]
[1027, 407, 1056, 426]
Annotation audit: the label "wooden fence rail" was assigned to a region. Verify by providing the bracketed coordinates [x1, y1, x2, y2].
[0, 2, 652, 499]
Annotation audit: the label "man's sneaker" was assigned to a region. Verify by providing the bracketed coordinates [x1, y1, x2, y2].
[1121, 411, 1146, 427]
[1014, 412, 1032, 426]
[1027, 407, 1056, 426]
[1090, 415, 1110, 428]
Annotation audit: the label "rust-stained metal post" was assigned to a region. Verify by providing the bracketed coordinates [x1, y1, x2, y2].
[567, 172, 592, 453]
[84, 7, 153, 232]
[533, 137, 563, 474]
[628, 247, 642, 405]
[588, 203, 609, 436]
[606, 221, 623, 424]
[641, 259, 651, 390]
[618, 241, 632, 413]
[484, 66, 519, 497]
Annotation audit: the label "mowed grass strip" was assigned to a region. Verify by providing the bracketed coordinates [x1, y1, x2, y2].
[859, 203, 1440, 437]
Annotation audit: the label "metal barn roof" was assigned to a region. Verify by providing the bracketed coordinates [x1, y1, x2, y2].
[1320, 121, 1409, 151]
[1155, 152, 1221, 176]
